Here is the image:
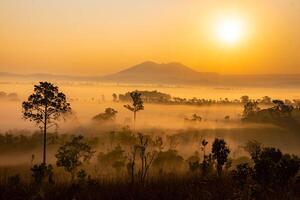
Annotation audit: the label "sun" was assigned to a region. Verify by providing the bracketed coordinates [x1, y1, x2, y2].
[215, 16, 244, 44]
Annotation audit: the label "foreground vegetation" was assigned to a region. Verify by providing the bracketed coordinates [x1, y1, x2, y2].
[1, 82, 300, 199]
[0, 133, 299, 200]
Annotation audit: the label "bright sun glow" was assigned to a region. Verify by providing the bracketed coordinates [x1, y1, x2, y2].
[216, 16, 244, 44]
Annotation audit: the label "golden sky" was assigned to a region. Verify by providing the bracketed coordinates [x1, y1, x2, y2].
[0, 0, 299, 75]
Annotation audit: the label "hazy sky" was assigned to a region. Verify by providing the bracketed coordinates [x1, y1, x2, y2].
[0, 0, 299, 75]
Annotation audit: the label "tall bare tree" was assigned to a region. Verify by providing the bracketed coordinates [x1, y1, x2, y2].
[22, 82, 71, 164]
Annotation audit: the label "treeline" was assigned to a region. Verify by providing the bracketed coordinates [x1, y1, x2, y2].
[242, 99, 300, 126]
[116, 90, 300, 107]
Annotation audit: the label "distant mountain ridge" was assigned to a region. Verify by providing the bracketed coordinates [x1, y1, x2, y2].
[101, 61, 219, 85]
[1, 61, 300, 87]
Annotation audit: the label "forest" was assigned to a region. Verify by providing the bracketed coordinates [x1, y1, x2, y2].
[0, 82, 299, 200]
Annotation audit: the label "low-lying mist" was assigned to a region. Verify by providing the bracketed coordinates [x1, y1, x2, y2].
[0, 82, 300, 170]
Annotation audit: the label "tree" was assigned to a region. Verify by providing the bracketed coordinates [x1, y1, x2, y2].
[272, 99, 294, 118]
[31, 163, 54, 184]
[153, 149, 184, 173]
[240, 95, 250, 104]
[112, 93, 118, 102]
[232, 163, 252, 189]
[127, 145, 138, 184]
[22, 82, 71, 164]
[97, 145, 127, 175]
[212, 138, 230, 176]
[124, 92, 144, 130]
[244, 140, 262, 161]
[136, 133, 157, 184]
[200, 139, 208, 161]
[261, 96, 272, 104]
[92, 107, 118, 121]
[55, 135, 95, 181]
[242, 101, 260, 121]
[252, 147, 299, 188]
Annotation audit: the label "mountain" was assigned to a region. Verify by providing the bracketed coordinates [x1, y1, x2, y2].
[2, 61, 300, 87]
[101, 61, 219, 85]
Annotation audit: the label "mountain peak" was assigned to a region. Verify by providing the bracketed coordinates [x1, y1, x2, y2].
[119, 61, 198, 75]
[102, 61, 218, 85]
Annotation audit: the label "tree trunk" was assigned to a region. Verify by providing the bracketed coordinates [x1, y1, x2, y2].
[217, 164, 222, 177]
[43, 105, 47, 164]
[43, 121, 47, 164]
[131, 160, 135, 184]
[133, 111, 136, 131]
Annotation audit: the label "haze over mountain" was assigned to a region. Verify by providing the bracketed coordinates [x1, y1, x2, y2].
[101, 61, 218, 85]
[1, 61, 300, 87]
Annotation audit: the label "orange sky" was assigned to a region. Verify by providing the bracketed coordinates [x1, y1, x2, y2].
[0, 0, 299, 75]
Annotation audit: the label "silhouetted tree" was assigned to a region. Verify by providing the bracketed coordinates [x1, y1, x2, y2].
[212, 138, 230, 176]
[31, 163, 53, 184]
[92, 107, 118, 121]
[55, 135, 94, 181]
[261, 96, 272, 104]
[97, 145, 127, 175]
[272, 99, 294, 118]
[153, 149, 184, 173]
[244, 140, 262, 161]
[200, 139, 208, 161]
[112, 93, 118, 102]
[124, 92, 144, 130]
[187, 151, 200, 173]
[242, 101, 260, 121]
[184, 114, 202, 123]
[137, 133, 157, 184]
[232, 163, 252, 190]
[22, 82, 71, 164]
[253, 147, 299, 188]
[240, 95, 250, 104]
[127, 145, 138, 184]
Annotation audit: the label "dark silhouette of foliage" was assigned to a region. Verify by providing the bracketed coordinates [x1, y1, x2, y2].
[184, 114, 202, 123]
[119, 90, 171, 103]
[124, 92, 144, 130]
[77, 169, 88, 182]
[253, 147, 299, 187]
[55, 135, 95, 181]
[244, 140, 262, 161]
[22, 82, 71, 164]
[153, 149, 184, 173]
[92, 107, 118, 121]
[136, 133, 157, 184]
[31, 163, 54, 184]
[202, 154, 214, 176]
[200, 139, 208, 161]
[232, 163, 252, 189]
[98, 145, 127, 175]
[242, 99, 299, 127]
[242, 101, 260, 121]
[212, 138, 230, 176]
[240, 95, 250, 104]
[261, 96, 272, 104]
[127, 144, 138, 184]
[112, 93, 118, 102]
[187, 151, 201, 172]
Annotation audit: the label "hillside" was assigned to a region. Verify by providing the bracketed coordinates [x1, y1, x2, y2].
[100, 61, 219, 85]
[2, 61, 300, 87]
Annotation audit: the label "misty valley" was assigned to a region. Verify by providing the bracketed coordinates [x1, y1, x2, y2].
[0, 82, 299, 200]
[2, 1, 300, 199]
